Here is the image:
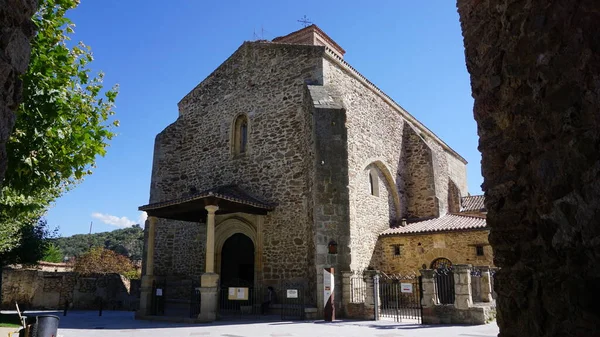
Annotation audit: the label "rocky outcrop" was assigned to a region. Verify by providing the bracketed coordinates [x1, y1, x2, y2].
[458, 1, 600, 336]
[0, 0, 37, 186]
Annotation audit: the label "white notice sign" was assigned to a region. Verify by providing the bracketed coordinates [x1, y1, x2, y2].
[287, 289, 298, 298]
[156, 288, 163, 296]
[228, 288, 235, 296]
[401, 283, 413, 293]
[236, 288, 245, 299]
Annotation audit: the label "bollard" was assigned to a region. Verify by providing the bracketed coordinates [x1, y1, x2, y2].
[63, 300, 68, 316]
[99, 299, 103, 317]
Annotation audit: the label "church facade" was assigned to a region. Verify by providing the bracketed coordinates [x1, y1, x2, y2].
[138, 25, 470, 321]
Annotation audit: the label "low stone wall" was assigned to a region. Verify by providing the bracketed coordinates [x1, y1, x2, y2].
[1, 268, 138, 311]
[422, 304, 494, 325]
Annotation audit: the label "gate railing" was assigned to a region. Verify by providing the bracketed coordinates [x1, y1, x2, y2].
[433, 268, 455, 305]
[350, 272, 367, 303]
[378, 272, 422, 323]
[218, 286, 263, 318]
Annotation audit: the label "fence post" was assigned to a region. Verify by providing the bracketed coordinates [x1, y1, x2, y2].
[373, 273, 380, 321]
[453, 264, 473, 310]
[478, 266, 493, 303]
[419, 269, 437, 308]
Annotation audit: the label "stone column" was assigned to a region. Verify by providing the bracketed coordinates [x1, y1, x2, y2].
[453, 264, 473, 310]
[204, 205, 218, 273]
[198, 205, 219, 322]
[478, 266, 493, 303]
[341, 271, 353, 314]
[419, 269, 438, 308]
[137, 216, 157, 317]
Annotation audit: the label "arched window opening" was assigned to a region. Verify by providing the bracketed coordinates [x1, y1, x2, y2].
[369, 168, 379, 196]
[232, 114, 248, 155]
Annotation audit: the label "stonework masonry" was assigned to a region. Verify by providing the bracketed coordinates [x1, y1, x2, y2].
[145, 27, 471, 314]
[371, 230, 493, 274]
[458, 1, 600, 335]
[0, 0, 37, 185]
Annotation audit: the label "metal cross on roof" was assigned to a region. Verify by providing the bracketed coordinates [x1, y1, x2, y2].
[297, 15, 312, 28]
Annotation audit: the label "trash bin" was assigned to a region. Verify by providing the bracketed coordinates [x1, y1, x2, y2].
[29, 315, 60, 337]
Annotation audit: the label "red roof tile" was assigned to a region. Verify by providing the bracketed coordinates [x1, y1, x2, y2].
[380, 214, 487, 236]
[460, 195, 486, 212]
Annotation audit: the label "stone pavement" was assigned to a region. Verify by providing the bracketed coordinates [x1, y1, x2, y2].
[10, 311, 500, 337]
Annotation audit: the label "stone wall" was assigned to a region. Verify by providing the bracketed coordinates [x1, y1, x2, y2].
[458, 1, 600, 336]
[323, 58, 405, 276]
[0, 0, 37, 185]
[1, 268, 135, 310]
[149, 42, 325, 299]
[153, 219, 204, 281]
[370, 230, 493, 274]
[402, 124, 437, 218]
[307, 84, 350, 314]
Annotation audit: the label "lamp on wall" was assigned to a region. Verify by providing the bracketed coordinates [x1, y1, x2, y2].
[328, 240, 338, 254]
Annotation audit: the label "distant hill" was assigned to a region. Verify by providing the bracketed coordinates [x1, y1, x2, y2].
[53, 225, 144, 262]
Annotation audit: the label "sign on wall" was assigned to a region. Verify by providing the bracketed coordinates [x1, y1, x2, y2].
[287, 289, 298, 298]
[323, 267, 335, 321]
[228, 287, 249, 300]
[401, 283, 413, 293]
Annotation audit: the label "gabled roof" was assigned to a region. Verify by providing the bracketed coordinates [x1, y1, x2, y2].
[460, 195, 486, 213]
[139, 185, 275, 221]
[380, 214, 487, 236]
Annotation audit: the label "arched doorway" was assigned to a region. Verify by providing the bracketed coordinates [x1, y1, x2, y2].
[220, 233, 255, 287]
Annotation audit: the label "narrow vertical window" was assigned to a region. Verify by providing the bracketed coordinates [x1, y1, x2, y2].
[240, 119, 247, 153]
[369, 169, 379, 196]
[232, 114, 249, 155]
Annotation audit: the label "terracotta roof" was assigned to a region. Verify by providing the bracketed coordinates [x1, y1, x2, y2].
[460, 195, 486, 212]
[139, 185, 275, 212]
[380, 214, 487, 236]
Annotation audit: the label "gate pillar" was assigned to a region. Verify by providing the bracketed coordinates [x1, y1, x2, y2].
[477, 266, 493, 303]
[363, 270, 379, 320]
[453, 264, 473, 310]
[419, 269, 437, 308]
[198, 273, 219, 322]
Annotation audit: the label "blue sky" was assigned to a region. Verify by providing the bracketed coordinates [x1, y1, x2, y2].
[45, 1, 482, 236]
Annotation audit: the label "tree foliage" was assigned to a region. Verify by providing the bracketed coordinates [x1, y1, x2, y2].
[53, 224, 143, 262]
[42, 243, 63, 263]
[0, 219, 57, 266]
[73, 247, 135, 276]
[0, 0, 119, 254]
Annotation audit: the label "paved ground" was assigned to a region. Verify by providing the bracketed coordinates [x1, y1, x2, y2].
[4, 311, 499, 337]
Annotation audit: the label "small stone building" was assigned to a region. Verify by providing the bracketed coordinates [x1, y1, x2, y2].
[371, 195, 493, 274]
[138, 25, 473, 321]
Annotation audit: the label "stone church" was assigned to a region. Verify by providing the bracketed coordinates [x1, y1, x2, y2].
[137, 25, 471, 321]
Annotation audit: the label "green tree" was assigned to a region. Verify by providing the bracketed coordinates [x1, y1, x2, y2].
[42, 243, 63, 263]
[0, 0, 119, 254]
[0, 219, 57, 266]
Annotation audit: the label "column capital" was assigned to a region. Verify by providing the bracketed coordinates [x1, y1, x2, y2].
[205, 205, 219, 213]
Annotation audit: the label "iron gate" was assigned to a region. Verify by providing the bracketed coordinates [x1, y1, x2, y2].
[280, 281, 305, 321]
[378, 272, 422, 323]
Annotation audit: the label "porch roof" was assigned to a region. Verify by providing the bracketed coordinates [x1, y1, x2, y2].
[138, 185, 276, 222]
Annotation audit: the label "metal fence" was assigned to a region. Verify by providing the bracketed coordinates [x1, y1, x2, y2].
[218, 286, 264, 319]
[378, 272, 422, 323]
[350, 273, 367, 303]
[433, 268, 455, 305]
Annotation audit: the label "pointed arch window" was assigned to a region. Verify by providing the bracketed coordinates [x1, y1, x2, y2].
[233, 114, 249, 155]
[369, 168, 379, 196]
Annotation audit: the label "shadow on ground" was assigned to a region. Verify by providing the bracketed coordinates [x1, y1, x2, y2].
[3, 310, 493, 332]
